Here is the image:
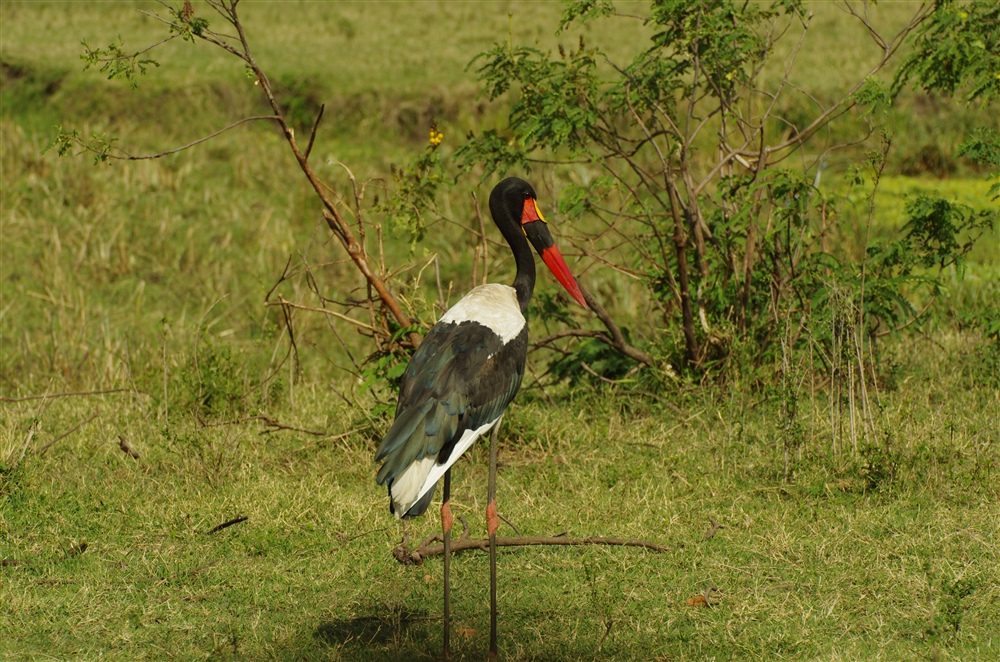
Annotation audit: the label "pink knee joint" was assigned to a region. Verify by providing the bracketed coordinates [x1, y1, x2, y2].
[441, 501, 454, 534]
[486, 500, 499, 537]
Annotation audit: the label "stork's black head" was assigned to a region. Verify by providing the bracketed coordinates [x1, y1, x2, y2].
[488, 177, 587, 309]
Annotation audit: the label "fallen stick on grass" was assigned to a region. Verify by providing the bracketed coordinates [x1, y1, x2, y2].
[118, 435, 140, 459]
[1, 388, 133, 403]
[36, 412, 99, 456]
[393, 517, 669, 565]
[207, 516, 248, 534]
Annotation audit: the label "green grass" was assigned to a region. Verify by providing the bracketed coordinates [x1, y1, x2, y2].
[2, 339, 998, 660]
[2, 1, 999, 660]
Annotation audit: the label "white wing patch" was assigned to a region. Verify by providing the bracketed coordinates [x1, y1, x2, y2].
[390, 416, 501, 518]
[438, 284, 524, 344]
[389, 457, 437, 516]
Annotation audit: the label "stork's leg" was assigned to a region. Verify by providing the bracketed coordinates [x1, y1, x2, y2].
[486, 423, 501, 658]
[442, 469, 453, 658]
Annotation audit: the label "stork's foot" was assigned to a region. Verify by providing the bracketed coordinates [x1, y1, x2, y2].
[392, 520, 413, 564]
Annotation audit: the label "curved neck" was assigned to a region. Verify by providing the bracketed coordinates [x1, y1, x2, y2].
[497, 220, 536, 314]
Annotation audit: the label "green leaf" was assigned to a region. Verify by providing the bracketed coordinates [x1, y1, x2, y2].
[80, 37, 159, 89]
[893, 0, 1000, 104]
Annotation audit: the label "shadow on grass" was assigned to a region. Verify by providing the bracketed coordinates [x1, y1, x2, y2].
[311, 604, 434, 659]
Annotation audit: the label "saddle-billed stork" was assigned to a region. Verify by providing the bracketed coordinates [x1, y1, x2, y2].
[374, 177, 587, 657]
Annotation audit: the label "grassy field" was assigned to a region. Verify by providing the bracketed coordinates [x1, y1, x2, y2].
[1, 344, 997, 661]
[2, 2, 999, 660]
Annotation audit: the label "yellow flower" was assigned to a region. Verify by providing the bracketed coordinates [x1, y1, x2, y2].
[429, 127, 444, 147]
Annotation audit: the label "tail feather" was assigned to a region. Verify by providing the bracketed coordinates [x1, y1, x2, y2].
[390, 483, 436, 519]
[374, 406, 425, 463]
[375, 394, 467, 488]
[376, 419, 426, 485]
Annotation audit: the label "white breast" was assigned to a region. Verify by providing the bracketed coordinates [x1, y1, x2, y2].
[438, 284, 524, 343]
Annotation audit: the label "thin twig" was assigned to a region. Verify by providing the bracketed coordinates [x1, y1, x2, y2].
[207, 516, 248, 535]
[15, 421, 39, 465]
[36, 412, 99, 456]
[580, 285, 655, 365]
[533, 328, 615, 348]
[293, 426, 372, 453]
[456, 516, 471, 542]
[265, 296, 383, 336]
[497, 513, 522, 537]
[304, 103, 325, 161]
[702, 517, 724, 541]
[594, 620, 614, 659]
[256, 414, 326, 436]
[83, 116, 281, 161]
[337, 527, 387, 544]
[1, 389, 132, 403]
[88, 33, 178, 62]
[524, 361, 557, 408]
[580, 362, 625, 385]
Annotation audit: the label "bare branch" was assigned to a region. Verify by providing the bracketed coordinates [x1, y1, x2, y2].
[580, 285, 655, 365]
[265, 296, 386, 337]
[304, 103, 325, 161]
[36, 412, 99, 456]
[63, 115, 281, 162]
[1, 388, 134, 403]
[206, 516, 247, 534]
[533, 328, 613, 348]
[395, 533, 670, 565]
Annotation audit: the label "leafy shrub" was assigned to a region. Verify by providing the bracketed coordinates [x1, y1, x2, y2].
[449, 0, 998, 394]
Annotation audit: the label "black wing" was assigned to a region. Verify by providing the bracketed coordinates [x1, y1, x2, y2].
[374, 320, 528, 498]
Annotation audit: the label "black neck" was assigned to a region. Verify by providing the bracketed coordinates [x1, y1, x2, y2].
[496, 219, 535, 314]
[489, 179, 541, 314]
[511, 235, 536, 314]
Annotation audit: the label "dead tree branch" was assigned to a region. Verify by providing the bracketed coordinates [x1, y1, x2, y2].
[393, 532, 669, 566]
[68, 0, 422, 350]
[580, 285, 654, 365]
[1, 389, 133, 403]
